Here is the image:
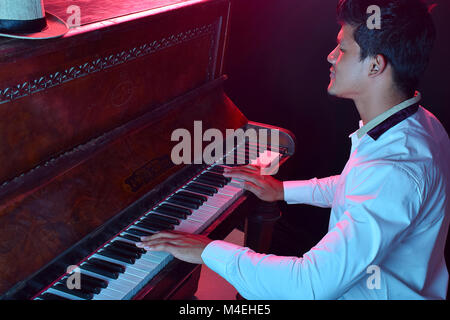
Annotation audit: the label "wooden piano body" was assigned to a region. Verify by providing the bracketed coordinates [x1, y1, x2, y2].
[0, 0, 295, 299]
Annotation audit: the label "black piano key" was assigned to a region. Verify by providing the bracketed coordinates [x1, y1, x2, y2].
[202, 172, 229, 182]
[58, 278, 101, 295]
[107, 245, 140, 259]
[199, 173, 228, 185]
[136, 221, 172, 232]
[208, 174, 232, 184]
[141, 216, 177, 228]
[98, 248, 135, 264]
[170, 194, 202, 206]
[209, 165, 224, 173]
[184, 184, 214, 196]
[81, 283, 102, 295]
[177, 191, 207, 202]
[161, 203, 192, 215]
[111, 240, 146, 254]
[118, 234, 141, 243]
[80, 263, 119, 280]
[154, 204, 191, 217]
[188, 182, 218, 194]
[199, 172, 227, 182]
[152, 207, 187, 219]
[88, 258, 126, 273]
[59, 273, 108, 294]
[80, 273, 108, 289]
[171, 193, 203, 205]
[53, 283, 93, 300]
[106, 243, 142, 259]
[145, 213, 180, 225]
[38, 292, 71, 300]
[126, 228, 154, 238]
[166, 197, 199, 209]
[195, 177, 224, 188]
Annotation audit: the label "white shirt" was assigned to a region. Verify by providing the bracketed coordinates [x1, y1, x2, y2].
[201, 93, 450, 299]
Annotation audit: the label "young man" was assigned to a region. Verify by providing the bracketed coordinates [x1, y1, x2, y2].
[136, 0, 450, 299]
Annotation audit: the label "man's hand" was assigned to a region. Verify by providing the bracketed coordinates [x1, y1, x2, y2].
[136, 231, 213, 264]
[223, 165, 284, 202]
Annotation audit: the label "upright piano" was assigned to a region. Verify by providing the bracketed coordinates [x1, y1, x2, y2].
[0, 0, 295, 300]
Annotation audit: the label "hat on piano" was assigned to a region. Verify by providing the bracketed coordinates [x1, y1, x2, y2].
[0, 0, 69, 40]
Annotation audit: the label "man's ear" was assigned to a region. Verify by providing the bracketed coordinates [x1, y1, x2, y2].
[368, 54, 387, 77]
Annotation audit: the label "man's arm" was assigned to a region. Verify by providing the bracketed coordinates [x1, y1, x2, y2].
[283, 175, 341, 208]
[201, 163, 421, 299]
[222, 165, 341, 208]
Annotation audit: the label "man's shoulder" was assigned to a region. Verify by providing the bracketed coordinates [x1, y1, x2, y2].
[397, 106, 449, 174]
[354, 106, 449, 196]
[359, 106, 448, 167]
[411, 106, 449, 142]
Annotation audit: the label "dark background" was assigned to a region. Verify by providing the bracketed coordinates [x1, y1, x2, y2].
[223, 0, 450, 256]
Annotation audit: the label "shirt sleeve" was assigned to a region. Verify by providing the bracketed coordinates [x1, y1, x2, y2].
[201, 163, 422, 299]
[283, 175, 341, 207]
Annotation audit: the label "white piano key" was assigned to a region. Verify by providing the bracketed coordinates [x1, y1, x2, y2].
[175, 218, 203, 233]
[146, 250, 172, 262]
[93, 287, 125, 300]
[131, 259, 159, 273]
[222, 184, 242, 195]
[46, 287, 85, 300]
[203, 194, 229, 207]
[191, 205, 215, 216]
[188, 206, 213, 216]
[228, 179, 243, 188]
[140, 253, 166, 265]
[122, 265, 148, 279]
[186, 216, 206, 224]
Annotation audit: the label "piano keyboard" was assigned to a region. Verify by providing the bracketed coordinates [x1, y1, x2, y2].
[34, 143, 284, 300]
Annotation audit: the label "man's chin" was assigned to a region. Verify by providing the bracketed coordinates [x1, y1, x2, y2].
[327, 84, 339, 97]
[327, 83, 348, 99]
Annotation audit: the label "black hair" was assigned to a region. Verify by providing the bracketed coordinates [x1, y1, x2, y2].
[337, 0, 436, 97]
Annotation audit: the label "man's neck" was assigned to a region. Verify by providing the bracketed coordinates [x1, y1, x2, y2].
[353, 89, 409, 125]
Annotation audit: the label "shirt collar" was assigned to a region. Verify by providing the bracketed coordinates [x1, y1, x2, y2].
[356, 91, 421, 140]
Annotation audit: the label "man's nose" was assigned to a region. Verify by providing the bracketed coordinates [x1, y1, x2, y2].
[327, 46, 338, 64]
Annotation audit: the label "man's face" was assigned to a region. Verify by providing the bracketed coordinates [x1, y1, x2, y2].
[327, 24, 369, 99]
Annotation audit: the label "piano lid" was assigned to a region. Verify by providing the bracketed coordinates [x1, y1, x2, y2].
[45, 0, 195, 27]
